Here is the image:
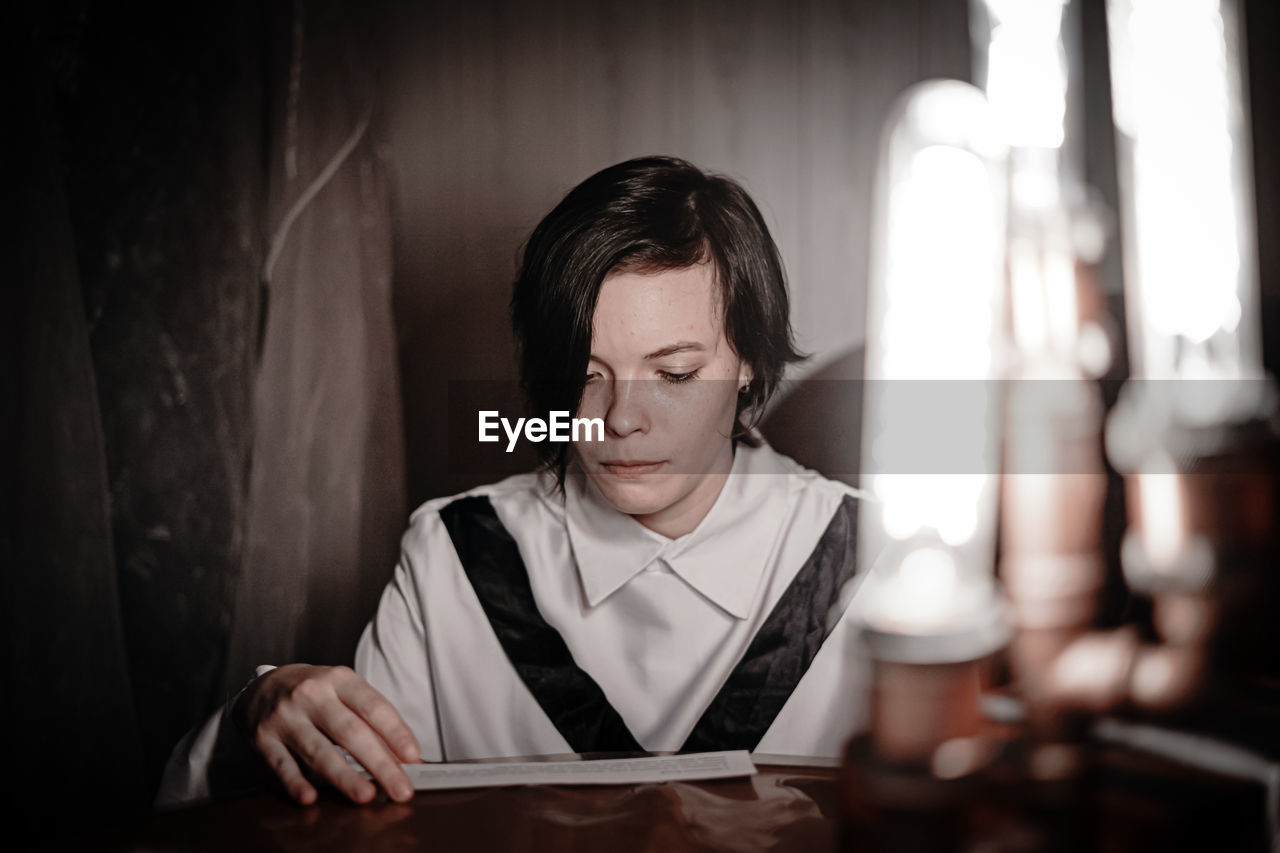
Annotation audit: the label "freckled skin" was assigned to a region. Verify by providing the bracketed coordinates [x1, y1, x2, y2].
[574, 264, 752, 539]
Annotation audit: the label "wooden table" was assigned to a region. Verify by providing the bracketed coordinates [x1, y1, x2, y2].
[108, 761, 843, 853]
[102, 745, 1273, 852]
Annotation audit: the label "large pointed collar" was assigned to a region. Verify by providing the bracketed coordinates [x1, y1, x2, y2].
[564, 442, 797, 619]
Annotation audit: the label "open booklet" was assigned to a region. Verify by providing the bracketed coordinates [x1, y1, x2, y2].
[348, 750, 757, 791]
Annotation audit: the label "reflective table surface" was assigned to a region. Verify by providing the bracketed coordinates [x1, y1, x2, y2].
[110, 760, 842, 853]
[104, 743, 1273, 853]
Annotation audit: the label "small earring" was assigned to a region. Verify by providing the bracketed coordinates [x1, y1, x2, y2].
[739, 383, 750, 393]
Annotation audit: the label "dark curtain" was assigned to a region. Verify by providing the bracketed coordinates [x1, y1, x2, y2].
[61, 2, 266, 793]
[222, 0, 406, 694]
[4, 57, 149, 837]
[7, 1, 403, 841]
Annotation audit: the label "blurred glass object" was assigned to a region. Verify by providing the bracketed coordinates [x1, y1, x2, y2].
[979, 0, 1069, 150]
[974, 0, 1084, 369]
[858, 81, 1009, 653]
[1107, 0, 1261, 397]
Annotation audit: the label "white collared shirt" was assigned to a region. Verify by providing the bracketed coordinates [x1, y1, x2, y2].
[359, 440, 870, 761]
[157, 441, 870, 806]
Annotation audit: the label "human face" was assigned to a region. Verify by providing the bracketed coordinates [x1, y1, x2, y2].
[574, 263, 752, 539]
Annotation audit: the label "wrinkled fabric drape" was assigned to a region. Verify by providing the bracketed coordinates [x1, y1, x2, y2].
[4, 70, 147, 835]
[60, 3, 267, 789]
[10, 2, 403, 836]
[222, 0, 405, 692]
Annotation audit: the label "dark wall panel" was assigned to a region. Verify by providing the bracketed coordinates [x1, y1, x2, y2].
[389, 0, 973, 508]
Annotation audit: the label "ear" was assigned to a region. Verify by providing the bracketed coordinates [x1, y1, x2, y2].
[737, 362, 754, 392]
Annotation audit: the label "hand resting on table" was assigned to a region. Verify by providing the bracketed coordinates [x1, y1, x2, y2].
[232, 664, 421, 805]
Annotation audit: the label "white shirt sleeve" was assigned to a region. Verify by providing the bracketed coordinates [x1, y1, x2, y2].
[153, 515, 446, 809]
[354, 520, 445, 762]
[153, 664, 277, 810]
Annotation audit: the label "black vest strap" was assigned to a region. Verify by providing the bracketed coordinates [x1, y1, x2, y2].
[439, 492, 859, 754]
[679, 494, 860, 751]
[439, 496, 643, 753]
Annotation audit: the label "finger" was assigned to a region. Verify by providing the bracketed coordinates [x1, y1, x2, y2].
[316, 703, 414, 803]
[337, 675, 421, 764]
[256, 734, 317, 805]
[282, 719, 377, 804]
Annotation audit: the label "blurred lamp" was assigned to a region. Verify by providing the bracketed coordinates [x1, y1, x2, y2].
[856, 82, 1011, 764]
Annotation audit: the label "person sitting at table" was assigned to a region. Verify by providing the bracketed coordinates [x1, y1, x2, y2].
[157, 155, 871, 808]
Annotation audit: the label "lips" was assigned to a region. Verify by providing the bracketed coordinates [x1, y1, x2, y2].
[600, 460, 666, 477]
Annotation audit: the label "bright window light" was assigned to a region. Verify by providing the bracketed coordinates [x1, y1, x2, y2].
[1108, 0, 1260, 385]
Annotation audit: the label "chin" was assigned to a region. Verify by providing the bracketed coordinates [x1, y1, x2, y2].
[590, 474, 685, 518]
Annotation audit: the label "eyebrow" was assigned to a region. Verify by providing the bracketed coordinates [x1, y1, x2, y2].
[587, 341, 709, 364]
[642, 341, 707, 360]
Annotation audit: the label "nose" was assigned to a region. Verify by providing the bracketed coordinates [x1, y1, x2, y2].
[603, 379, 650, 438]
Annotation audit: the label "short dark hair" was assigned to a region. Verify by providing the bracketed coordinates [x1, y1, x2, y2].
[511, 155, 806, 485]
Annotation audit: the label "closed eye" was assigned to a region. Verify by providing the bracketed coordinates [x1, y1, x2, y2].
[659, 369, 700, 384]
